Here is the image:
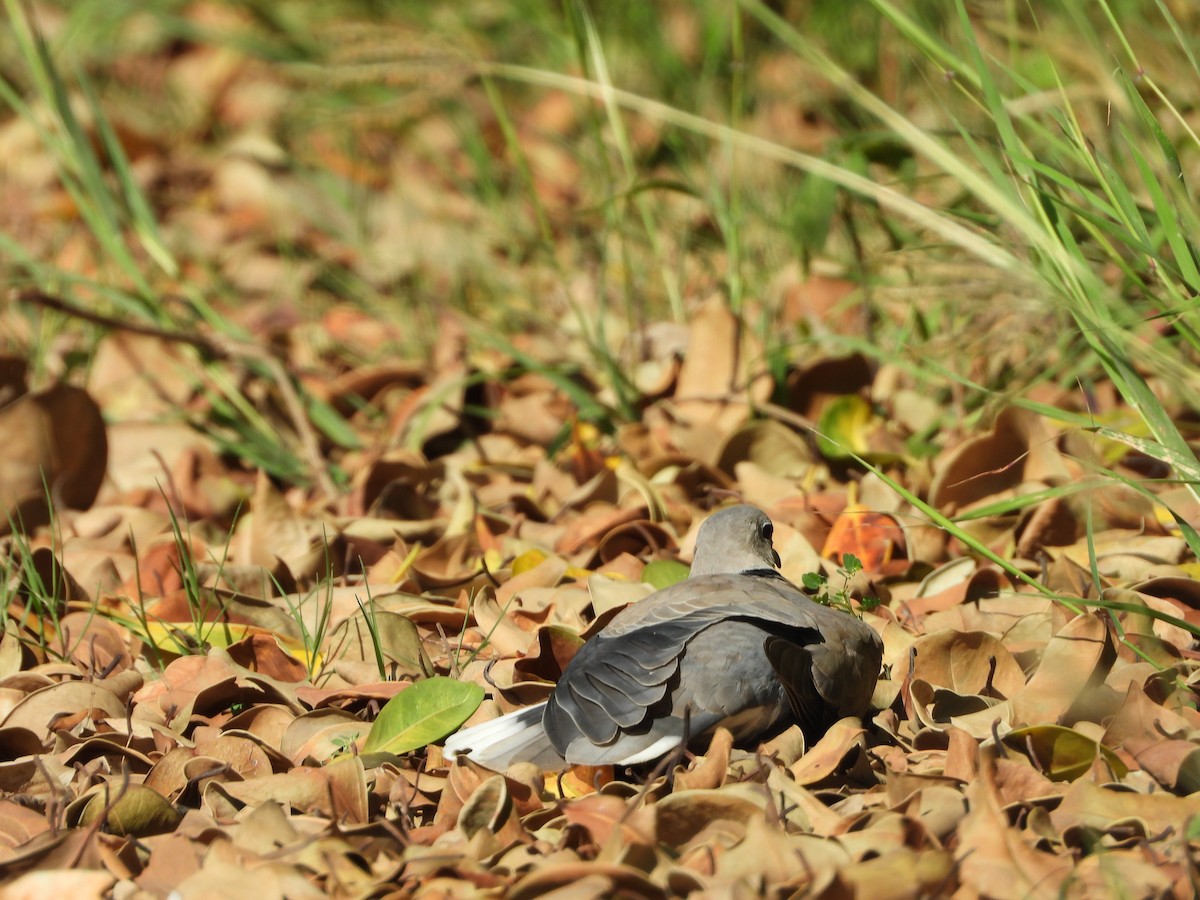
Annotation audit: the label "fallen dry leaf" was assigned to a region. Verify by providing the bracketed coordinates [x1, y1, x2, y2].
[0, 384, 107, 532]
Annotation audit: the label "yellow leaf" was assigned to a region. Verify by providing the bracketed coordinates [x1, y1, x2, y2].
[512, 549, 549, 576]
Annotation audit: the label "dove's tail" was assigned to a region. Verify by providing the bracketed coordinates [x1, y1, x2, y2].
[442, 701, 566, 771]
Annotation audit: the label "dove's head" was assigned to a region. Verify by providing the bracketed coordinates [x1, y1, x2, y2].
[688, 504, 782, 578]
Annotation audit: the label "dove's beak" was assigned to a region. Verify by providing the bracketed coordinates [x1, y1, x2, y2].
[771, 549, 781, 568]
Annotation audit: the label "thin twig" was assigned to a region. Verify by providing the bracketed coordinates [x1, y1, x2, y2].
[20, 290, 217, 353]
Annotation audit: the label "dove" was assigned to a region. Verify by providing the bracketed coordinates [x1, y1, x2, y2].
[442, 504, 883, 770]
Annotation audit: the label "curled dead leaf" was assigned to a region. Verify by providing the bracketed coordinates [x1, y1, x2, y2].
[1009, 613, 1115, 727]
[930, 407, 1069, 512]
[0, 384, 107, 532]
[72, 783, 183, 837]
[790, 719, 869, 786]
[654, 785, 768, 847]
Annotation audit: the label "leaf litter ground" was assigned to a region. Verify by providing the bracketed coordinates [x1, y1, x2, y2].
[2, 6, 1200, 899]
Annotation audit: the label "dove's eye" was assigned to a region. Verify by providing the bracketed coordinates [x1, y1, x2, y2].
[760, 521, 773, 542]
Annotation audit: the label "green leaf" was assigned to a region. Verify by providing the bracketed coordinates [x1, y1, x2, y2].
[641, 559, 690, 591]
[363, 677, 484, 756]
[816, 395, 871, 460]
[815, 395, 900, 464]
[802, 572, 826, 591]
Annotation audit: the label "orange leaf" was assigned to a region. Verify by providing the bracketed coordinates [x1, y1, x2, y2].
[821, 504, 907, 575]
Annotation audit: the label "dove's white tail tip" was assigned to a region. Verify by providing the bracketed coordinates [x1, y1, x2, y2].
[442, 701, 565, 771]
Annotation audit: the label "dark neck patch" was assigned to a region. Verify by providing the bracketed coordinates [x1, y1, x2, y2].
[740, 567, 786, 580]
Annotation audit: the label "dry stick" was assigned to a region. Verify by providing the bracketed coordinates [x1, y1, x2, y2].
[1024, 734, 1044, 774]
[757, 400, 818, 432]
[378, 815, 410, 849]
[33, 756, 67, 835]
[619, 706, 694, 824]
[19, 291, 338, 500]
[482, 657, 501, 690]
[185, 761, 233, 790]
[991, 719, 1008, 758]
[20, 291, 216, 352]
[433, 622, 456, 675]
[391, 760, 420, 836]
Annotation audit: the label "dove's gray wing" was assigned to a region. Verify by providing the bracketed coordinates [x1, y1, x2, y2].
[542, 571, 883, 764]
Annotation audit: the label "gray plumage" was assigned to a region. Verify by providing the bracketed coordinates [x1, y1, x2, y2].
[443, 505, 883, 769]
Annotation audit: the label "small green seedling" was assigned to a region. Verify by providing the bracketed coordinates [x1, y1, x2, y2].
[802, 553, 880, 618]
